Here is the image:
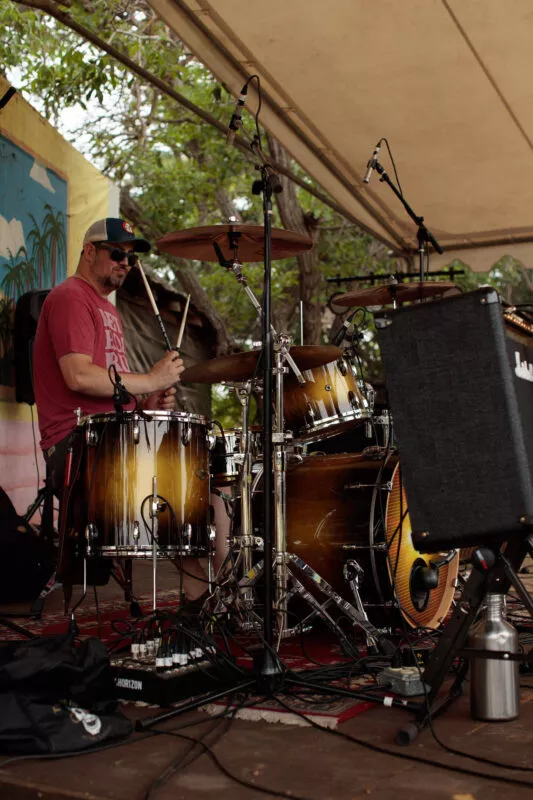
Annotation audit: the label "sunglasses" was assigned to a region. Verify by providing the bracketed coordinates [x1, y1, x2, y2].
[95, 242, 138, 267]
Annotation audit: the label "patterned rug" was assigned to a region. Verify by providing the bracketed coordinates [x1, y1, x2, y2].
[0, 593, 381, 727]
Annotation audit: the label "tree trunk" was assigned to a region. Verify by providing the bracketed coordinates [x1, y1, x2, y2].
[120, 187, 235, 356]
[267, 135, 322, 345]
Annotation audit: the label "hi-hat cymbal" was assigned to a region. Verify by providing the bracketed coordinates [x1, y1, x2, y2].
[181, 345, 342, 384]
[334, 281, 457, 308]
[157, 224, 314, 262]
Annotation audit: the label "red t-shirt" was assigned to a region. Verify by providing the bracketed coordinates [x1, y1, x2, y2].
[34, 276, 131, 450]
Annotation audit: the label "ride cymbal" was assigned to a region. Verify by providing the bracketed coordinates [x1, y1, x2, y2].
[334, 281, 457, 308]
[180, 345, 343, 384]
[156, 224, 314, 262]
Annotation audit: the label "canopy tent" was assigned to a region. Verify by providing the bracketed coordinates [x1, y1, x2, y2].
[149, 0, 533, 272]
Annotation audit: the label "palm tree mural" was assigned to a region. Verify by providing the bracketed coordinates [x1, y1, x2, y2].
[1, 247, 29, 302]
[26, 214, 50, 289]
[42, 204, 66, 286]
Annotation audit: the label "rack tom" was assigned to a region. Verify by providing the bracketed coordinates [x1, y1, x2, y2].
[283, 357, 372, 441]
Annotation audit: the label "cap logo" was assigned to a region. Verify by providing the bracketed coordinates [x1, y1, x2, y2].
[122, 221, 134, 234]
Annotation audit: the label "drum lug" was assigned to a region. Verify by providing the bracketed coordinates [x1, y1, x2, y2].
[363, 382, 375, 411]
[182, 425, 192, 446]
[86, 428, 98, 447]
[85, 523, 98, 556]
[206, 426, 217, 451]
[132, 521, 140, 551]
[337, 358, 348, 376]
[182, 523, 192, 552]
[348, 390, 359, 411]
[344, 480, 393, 492]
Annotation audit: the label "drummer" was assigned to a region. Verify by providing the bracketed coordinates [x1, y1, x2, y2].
[33, 218, 184, 494]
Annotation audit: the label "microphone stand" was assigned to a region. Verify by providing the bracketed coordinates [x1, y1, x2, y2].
[253, 152, 284, 683]
[372, 161, 443, 281]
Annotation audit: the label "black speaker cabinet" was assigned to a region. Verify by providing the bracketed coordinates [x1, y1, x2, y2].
[14, 289, 49, 405]
[375, 287, 533, 552]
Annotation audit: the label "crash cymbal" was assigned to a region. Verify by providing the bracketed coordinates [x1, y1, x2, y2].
[181, 345, 342, 384]
[334, 281, 457, 308]
[156, 224, 314, 262]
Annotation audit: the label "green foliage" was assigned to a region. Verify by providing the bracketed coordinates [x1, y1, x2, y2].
[2, 0, 530, 396]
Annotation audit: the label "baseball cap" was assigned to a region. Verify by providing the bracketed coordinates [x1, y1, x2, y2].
[82, 218, 151, 253]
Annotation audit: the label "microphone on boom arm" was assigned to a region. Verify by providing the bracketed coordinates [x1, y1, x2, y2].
[226, 81, 249, 147]
[363, 140, 382, 184]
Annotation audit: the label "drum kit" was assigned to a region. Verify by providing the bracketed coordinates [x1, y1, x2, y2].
[63, 223, 460, 653]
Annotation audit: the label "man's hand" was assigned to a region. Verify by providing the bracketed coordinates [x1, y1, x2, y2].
[143, 387, 177, 411]
[149, 350, 184, 391]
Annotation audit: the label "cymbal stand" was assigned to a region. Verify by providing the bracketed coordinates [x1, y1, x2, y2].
[213, 219, 392, 653]
[208, 380, 264, 630]
[213, 242, 305, 384]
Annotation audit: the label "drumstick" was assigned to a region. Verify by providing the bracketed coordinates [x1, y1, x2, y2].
[135, 257, 173, 352]
[176, 294, 190, 350]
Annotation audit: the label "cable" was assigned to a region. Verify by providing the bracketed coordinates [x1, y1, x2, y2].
[152, 724, 316, 800]
[0, 729, 156, 770]
[93, 585, 102, 640]
[143, 694, 243, 800]
[273, 695, 533, 790]
[30, 404, 40, 496]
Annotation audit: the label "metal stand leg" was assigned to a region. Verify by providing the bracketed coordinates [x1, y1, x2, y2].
[396, 538, 532, 745]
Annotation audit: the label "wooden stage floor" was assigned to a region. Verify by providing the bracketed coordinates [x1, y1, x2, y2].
[1, 562, 533, 800]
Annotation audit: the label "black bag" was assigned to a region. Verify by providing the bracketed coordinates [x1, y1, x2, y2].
[0, 486, 53, 603]
[0, 635, 132, 754]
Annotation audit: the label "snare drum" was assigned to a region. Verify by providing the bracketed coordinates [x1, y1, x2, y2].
[283, 357, 371, 442]
[210, 427, 263, 487]
[82, 411, 210, 558]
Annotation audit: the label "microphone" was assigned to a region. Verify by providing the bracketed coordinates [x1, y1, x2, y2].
[112, 371, 130, 413]
[226, 82, 249, 147]
[363, 140, 382, 184]
[331, 311, 357, 346]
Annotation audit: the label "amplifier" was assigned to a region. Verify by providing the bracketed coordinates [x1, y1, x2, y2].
[375, 287, 533, 552]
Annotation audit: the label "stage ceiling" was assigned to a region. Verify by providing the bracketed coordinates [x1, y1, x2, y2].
[149, 0, 533, 272]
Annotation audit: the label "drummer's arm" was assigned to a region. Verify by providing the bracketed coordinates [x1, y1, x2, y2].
[59, 352, 184, 397]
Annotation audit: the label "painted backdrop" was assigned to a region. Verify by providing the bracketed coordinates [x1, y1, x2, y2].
[0, 133, 68, 388]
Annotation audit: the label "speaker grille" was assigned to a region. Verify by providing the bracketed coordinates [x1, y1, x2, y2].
[14, 290, 49, 405]
[376, 287, 533, 551]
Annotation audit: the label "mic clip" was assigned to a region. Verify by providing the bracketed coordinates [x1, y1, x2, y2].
[112, 376, 130, 414]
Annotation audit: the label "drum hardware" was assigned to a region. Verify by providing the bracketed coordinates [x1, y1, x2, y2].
[344, 480, 393, 491]
[132, 521, 140, 550]
[150, 475, 159, 612]
[287, 553, 394, 654]
[341, 543, 387, 551]
[86, 428, 98, 447]
[85, 523, 97, 557]
[343, 560, 379, 652]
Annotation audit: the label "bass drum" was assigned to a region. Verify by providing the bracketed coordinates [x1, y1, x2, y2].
[284, 452, 458, 630]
